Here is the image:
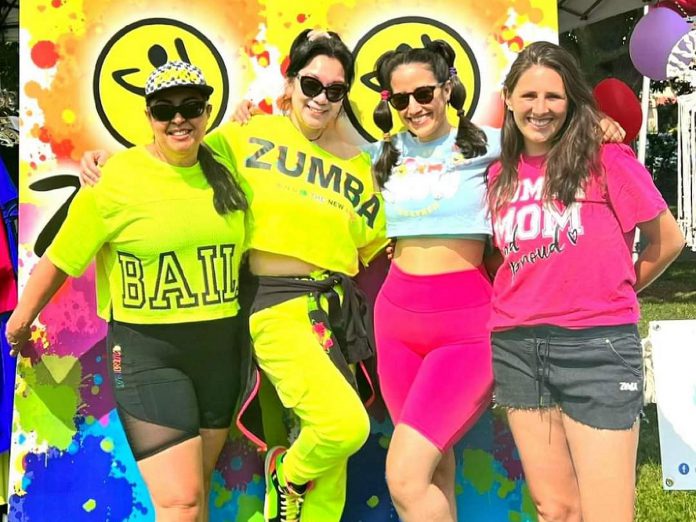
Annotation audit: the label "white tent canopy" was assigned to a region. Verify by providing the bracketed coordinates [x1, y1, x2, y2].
[559, 0, 652, 31]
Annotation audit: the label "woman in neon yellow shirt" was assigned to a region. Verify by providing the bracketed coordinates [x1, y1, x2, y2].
[7, 62, 248, 522]
[81, 30, 386, 522]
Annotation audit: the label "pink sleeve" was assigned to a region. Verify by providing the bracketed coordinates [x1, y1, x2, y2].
[603, 144, 667, 233]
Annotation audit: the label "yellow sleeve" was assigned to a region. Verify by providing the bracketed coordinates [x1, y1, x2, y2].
[205, 127, 255, 252]
[205, 124, 239, 166]
[46, 187, 110, 277]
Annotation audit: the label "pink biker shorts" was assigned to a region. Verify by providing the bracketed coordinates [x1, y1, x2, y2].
[374, 262, 494, 451]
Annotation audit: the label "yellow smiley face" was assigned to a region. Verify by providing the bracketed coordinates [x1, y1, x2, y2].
[93, 18, 228, 147]
[345, 16, 481, 143]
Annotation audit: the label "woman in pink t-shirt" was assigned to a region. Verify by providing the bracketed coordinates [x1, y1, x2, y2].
[487, 41, 684, 522]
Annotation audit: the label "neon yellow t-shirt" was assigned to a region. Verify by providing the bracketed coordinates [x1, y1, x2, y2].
[205, 116, 387, 276]
[46, 146, 246, 324]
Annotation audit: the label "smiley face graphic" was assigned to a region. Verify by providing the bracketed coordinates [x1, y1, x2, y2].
[346, 16, 481, 142]
[93, 18, 228, 147]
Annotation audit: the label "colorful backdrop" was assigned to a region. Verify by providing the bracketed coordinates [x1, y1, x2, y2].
[14, 1, 558, 520]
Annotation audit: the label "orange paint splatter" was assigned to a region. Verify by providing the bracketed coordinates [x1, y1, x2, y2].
[51, 0, 62, 7]
[51, 139, 74, 159]
[297, 13, 307, 23]
[508, 36, 524, 52]
[38, 127, 51, 144]
[280, 55, 290, 76]
[258, 51, 270, 67]
[258, 99, 274, 114]
[31, 41, 59, 69]
[528, 8, 543, 24]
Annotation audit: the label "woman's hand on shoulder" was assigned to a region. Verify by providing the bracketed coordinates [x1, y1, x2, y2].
[232, 100, 263, 125]
[80, 149, 111, 186]
[599, 115, 626, 144]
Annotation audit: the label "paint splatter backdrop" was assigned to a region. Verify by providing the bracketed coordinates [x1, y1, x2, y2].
[15, 1, 557, 520]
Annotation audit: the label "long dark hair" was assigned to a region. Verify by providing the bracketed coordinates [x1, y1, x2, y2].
[197, 143, 248, 215]
[488, 41, 602, 214]
[147, 96, 248, 215]
[278, 29, 355, 112]
[371, 39, 488, 187]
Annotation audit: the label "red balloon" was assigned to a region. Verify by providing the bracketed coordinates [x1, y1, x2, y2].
[593, 79, 642, 144]
[656, 0, 696, 16]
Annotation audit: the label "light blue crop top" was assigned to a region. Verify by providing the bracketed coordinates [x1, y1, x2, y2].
[365, 127, 501, 239]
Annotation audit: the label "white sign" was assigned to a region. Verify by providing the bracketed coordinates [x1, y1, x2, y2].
[651, 320, 696, 490]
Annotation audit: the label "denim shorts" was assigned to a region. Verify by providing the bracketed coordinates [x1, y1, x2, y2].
[492, 324, 643, 430]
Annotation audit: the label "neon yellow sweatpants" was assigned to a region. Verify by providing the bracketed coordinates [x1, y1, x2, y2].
[249, 293, 370, 522]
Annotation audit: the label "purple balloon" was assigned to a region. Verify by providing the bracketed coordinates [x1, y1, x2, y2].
[629, 7, 691, 80]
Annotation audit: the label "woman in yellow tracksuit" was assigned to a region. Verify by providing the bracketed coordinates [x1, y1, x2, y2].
[82, 30, 386, 522]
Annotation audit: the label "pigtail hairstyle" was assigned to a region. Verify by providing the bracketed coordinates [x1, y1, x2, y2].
[487, 41, 602, 216]
[197, 143, 248, 215]
[371, 40, 488, 187]
[372, 50, 401, 187]
[425, 40, 488, 159]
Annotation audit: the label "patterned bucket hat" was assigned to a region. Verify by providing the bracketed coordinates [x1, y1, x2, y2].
[144, 61, 214, 100]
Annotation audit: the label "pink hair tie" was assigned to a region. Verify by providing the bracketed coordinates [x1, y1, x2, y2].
[380, 90, 390, 101]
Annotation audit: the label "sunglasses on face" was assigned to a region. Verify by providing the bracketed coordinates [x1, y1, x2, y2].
[148, 100, 207, 122]
[388, 84, 443, 111]
[297, 75, 349, 103]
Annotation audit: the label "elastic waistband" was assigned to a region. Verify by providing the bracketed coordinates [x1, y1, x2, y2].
[381, 262, 491, 311]
[492, 324, 638, 341]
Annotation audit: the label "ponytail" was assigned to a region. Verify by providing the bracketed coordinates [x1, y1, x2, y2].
[425, 40, 488, 159]
[197, 144, 248, 215]
[372, 87, 400, 187]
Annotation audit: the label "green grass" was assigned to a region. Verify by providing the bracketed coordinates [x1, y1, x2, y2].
[635, 254, 696, 521]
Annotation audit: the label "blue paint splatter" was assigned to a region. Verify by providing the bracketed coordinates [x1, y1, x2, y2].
[13, 435, 137, 521]
[94, 374, 103, 386]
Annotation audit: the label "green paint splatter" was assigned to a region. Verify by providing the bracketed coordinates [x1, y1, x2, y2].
[521, 483, 537, 519]
[212, 481, 233, 508]
[82, 499, 96, 512]
[462, 449, 495, 493]
[236, 493, 264, 522]
[91, 385, 100, 395]
[461, 449, 516, 499]
[497, 476, 516, 499]
[100, 438, 114, 453]
[378, 435, 390, 449]
[366, 495, 379, 508]
[16, 355, 82, 450]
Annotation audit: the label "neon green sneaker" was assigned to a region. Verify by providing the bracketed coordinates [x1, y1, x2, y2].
[264, 446, 307, 522]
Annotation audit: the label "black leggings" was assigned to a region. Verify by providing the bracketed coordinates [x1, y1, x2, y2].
[106, 317, 241, 460]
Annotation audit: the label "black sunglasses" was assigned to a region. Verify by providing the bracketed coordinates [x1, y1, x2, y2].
[388, 84, 443, 111]
[148, 100, 207, 122]
[298, 75, 349, 103]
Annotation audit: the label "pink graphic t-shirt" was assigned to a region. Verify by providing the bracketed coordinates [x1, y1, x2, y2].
[488, 143, 667, 330]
